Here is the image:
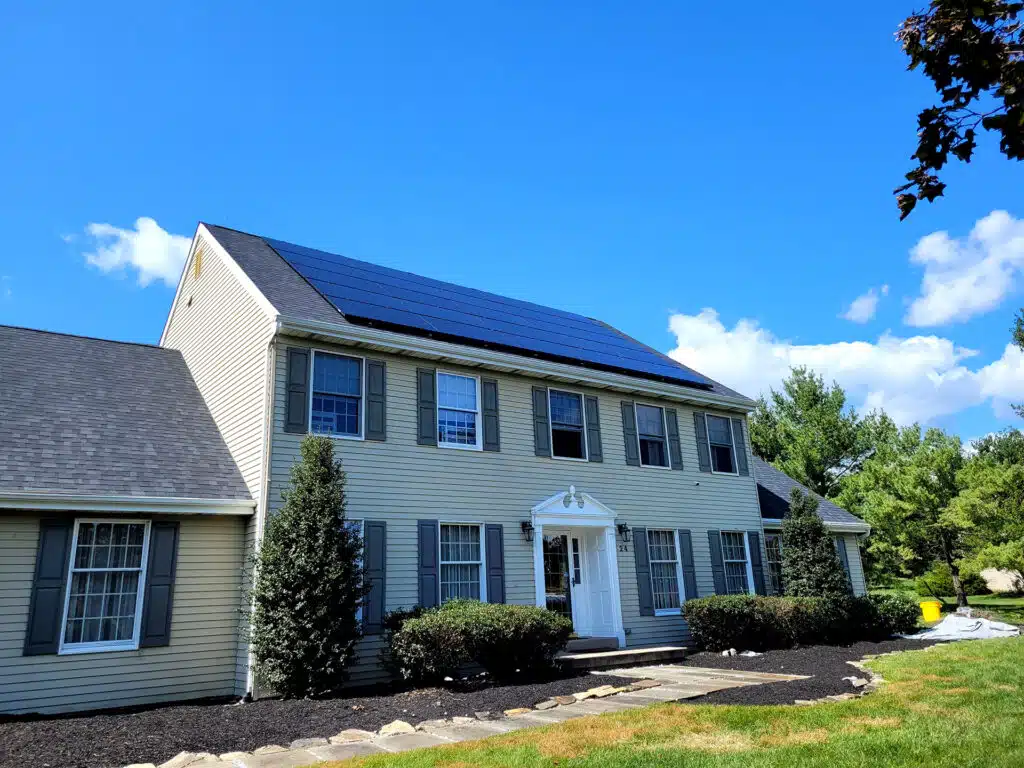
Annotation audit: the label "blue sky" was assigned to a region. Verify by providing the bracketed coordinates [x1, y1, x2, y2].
[1, 2, 1021, 440]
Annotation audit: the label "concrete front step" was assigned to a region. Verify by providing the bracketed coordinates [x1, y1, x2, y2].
[557, 645, 688, 671]
[564, 636, 620, 653]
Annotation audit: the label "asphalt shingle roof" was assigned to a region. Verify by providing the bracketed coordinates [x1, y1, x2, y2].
[0, 326, 251, 500]
[752, 456, 866, 528]
[204, 224, 753, 402]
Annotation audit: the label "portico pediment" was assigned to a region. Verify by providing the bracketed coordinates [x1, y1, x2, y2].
[531, 485, 616, 523]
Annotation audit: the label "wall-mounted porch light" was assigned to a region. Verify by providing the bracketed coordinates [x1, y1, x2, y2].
[616, 523, 632, 543]
[520, 521, 535, 542]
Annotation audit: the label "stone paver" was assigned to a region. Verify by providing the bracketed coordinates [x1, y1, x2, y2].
[238, 749, 318, 768]
[374, 731, 453, 752]
[309, 742, 386, 760]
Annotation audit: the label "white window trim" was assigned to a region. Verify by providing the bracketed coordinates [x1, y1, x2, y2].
[648, 529, 685, 616]
[706, 414, 739, 476]
[547, 387, 589, 462]
[308, 349, 366, 441]
[438, 521, 487, 603]
[721, 530, 755, 595]
[634, 401, 671, 470]
[435, 370, 483, 451]
[58, 518, 152, 656]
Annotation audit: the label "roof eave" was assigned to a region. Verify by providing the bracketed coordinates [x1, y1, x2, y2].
[761, 517, 871, 535]
[0, 491, 256, 516]
[277, 315, 757, 413]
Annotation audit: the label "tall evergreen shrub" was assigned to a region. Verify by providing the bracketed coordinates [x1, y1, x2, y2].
[782, 488, 851, 598]
[251, 435, 366, 697]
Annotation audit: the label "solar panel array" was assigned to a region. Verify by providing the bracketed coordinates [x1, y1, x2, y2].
[265, 237, 710, 388]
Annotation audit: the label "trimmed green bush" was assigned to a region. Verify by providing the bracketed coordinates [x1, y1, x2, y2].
[683, 592, 920, 651]
[915, 562, 989, 598]
[388, 600, 573, 682]
[782, 488, 851, 599]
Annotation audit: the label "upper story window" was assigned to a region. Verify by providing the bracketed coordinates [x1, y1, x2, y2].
[635, 404, 668, 468]
[549, 389, 586, 460]
[61, 520, 150, 653]
[706, 415, 736, 474]
[721, 531, 751, 594]
[437, 373, 480, 449]
[311, 351, 363, 438]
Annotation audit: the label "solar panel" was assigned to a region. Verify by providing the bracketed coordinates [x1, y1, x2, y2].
[265, 237, 710, 388]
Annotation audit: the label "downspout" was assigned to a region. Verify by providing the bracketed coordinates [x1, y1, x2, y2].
[246, 327, 279, 698]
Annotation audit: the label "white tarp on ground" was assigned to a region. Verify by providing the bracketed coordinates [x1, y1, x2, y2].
[902, 612, 1020, 641]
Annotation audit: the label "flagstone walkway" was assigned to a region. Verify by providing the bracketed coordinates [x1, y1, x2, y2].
[137, 665, 809, 768]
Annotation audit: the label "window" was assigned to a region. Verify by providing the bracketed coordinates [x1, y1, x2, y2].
[437, 373, 480, 448]
[721, 531, 750, 594]
[347, 519, 364, 622]
[636, 404, 669, 467]
[311, 352, 363, 437]
[60, 520, 150, 653]
[706, 415, 736, 474]
[549, 389, 586, 459]
[765, 533, 784, 595]
[439, 524, 484, 602]
[647, 530, 683, 613]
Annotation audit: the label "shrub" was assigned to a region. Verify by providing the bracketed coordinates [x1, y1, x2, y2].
[915, 562, 989, 598]
[388, 600, 572, 682]
[379, 607, 426, 676]
[782, 488, 852, 598]
[683, 592, 921, 651]
[250, 436, 366, 697]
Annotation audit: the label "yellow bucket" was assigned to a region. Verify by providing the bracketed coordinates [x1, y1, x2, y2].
[920, 600, 942, 623]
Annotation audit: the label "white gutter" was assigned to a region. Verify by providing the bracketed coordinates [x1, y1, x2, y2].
[277, 316, 756, 413]
[761, 517, 871, 535]
[0, 492, 256, 515]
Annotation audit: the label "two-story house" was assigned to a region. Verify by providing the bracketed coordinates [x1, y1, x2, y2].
[0, 223, 869, 715]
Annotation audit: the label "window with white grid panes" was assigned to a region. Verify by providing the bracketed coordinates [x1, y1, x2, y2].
[439, 524, 484, 601]
[437, 373, 480, 448]
[647, 529, 683, 613]
[721, 531, 750, 594]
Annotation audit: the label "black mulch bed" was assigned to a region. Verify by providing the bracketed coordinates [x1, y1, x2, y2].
[681, 638, 941, 706]
[0, 672, 634, 768]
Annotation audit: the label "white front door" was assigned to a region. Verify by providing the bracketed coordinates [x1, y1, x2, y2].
[580, 528, 616, 637]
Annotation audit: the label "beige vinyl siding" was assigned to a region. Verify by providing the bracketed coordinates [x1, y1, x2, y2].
[836, 533, 868, 596]
[162, 239, 275, 503]
[267, 336, 765, 684]
[0, 513, 245, 715]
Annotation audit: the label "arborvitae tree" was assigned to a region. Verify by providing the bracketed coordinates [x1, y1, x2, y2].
[251, 435, 366, 697]
[781, 488, 851, 598]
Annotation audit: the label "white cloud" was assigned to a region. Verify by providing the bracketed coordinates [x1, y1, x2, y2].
[82, 217, 190, 287]
[668, 308, 1024, 425]
[905, 210, 1024, 327]
[1, 276, 10, 301]
[842, 284, 888, 323]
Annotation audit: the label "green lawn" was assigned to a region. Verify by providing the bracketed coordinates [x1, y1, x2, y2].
[317, 637, 1024, 768]
[872, 579, 1024, 625]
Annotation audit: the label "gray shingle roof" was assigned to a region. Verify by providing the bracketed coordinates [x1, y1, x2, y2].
[203, 224, 753, 403]
[752, 456, 866, 528]
[0, 326, 251, 500]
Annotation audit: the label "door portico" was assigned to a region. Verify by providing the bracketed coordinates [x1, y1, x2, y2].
[531, 486, 626, 647]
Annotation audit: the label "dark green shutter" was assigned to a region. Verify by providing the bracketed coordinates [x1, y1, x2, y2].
[285, 347, 310, 434]
[485, 524, 505, 603]
[666, 408, 683, 471]
[748, 531, 766, 595]
[363, 521, 386, 633]
[694, 412, 712, 473]
[365, 360, 387, 441]
[140, 521, 180, 648]
[584, 396, 603, 462]
[834, 537, 853, 590]
[23, 518, 73, 656]
[620, 401, 640, 466]
[731, 417, 749, 476]
[707, 530, 726, 594]
[677, 529, 698, 603]
[417, 519, 439, 608]
[482, 378, 500, 452]
[532, 387, 551, 456]
[633, 527, 654, 616]
[416, 369, 436, 445]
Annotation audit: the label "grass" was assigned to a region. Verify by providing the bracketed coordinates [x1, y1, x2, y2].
[314, 637, 1024, 768]
[872, 578, 1024, 625]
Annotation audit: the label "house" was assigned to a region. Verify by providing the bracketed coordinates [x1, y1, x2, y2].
[752, 456, 870, 596]
[0, 326, 255, 715]
[1, 223, 870, 714]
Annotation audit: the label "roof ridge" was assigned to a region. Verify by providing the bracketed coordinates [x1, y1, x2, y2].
[0, 324, 170, 352]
